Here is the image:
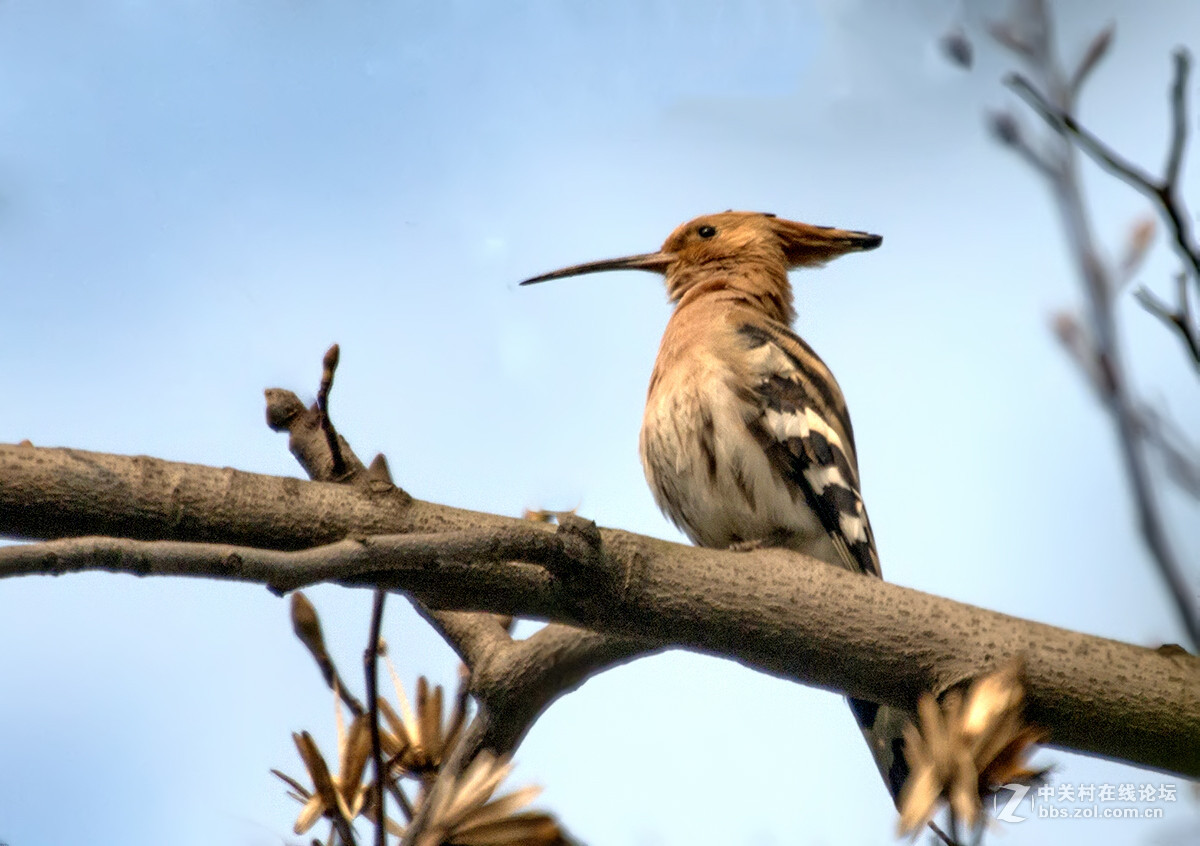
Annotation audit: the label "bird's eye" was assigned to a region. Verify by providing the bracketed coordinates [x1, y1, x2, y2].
[697, 225, 717, 238]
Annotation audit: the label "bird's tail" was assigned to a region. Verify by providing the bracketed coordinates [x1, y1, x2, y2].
[848, 696, 912, 805]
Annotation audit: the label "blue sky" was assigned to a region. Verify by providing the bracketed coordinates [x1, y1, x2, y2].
[1, 2, 1197, 844]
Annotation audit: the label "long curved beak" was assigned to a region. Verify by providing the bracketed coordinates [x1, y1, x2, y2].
[520, 251, 675, 285]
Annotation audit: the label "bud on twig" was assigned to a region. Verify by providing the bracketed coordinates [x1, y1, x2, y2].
[987, 110, 1022, 147]
[1070, 23, 1115, 95]
[939, 26, 973, 70]
[1119, 216, 1156, 280]
[291, 591, 330, 664]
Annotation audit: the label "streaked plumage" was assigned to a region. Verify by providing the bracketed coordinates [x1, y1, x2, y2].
[641, 297, 880, 579]
[522, 210, 908, 802]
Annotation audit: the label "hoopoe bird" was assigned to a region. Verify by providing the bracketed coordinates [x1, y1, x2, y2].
[522, 210, 912, 804]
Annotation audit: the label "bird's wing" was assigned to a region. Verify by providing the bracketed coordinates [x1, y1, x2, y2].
[736, 322, 881, 578]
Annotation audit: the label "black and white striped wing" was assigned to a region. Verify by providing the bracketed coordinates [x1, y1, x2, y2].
[738, 322, 908, 802]
[738, 323, 881, 578]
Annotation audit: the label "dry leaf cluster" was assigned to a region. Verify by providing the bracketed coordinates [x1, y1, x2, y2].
[897, 657, 1048, 841]
[273, 592, 571, 846]
[414, 752, 568, 846]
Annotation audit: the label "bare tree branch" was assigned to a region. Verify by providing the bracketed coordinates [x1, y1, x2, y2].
[1007, 49, 1200, 296]
[1068, 22, 1114, 97]
[1135, 400, 1200, 497]
[993, 8, 1200, 646]
[364, 589, 387, 846]
[422, 609, 510, 666]
[413, 605, 652, 753]
[1007, 73, 1162, 189]
[316, 344, 350, 479]
[291, 591, 367, 717]
[265, 368, 655, 767]
[265, 386, 372, 491]
[0, 443, 1196, 779]
[265, 355, 651, 844]
[1165, 48, 1190, 189]
[1135, 274, 1200, 369]
[987, 109, 1058, 178]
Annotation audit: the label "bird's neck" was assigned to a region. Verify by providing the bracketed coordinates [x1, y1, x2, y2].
[666, 259, 796, 325]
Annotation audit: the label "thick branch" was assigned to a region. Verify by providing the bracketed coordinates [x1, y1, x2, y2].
[414, 607, 652, 752]
[264, 382, 653, 759]
[0, 444, 1196, 778]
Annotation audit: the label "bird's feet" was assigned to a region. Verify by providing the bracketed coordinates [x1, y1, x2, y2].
[727, 538, 767, 553]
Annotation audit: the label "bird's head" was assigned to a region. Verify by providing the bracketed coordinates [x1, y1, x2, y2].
[521, 211, 880, 320]
[658, 211, 881, 272]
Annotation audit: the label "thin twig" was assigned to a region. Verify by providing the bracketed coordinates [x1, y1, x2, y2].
[1164, 49, 1189, 188]
[388, 779, 414, 824]
[292, 592, 367, 717]
[995, 9, 1199, 645]
[318, 344, 348, 478]
[1008, 51, 1200, 286]
[364, 589, 388, 846]
[991, 113, 1058, 179]
[928, 819, 957, 846]
[333, 811, 358, 846]
[1068, 22, 1114, 97]
[1136, 275, 1200, 368]
[1007, 73, 1162, 189]
[1135, 400, 1200, 497]
[444, 664, 471, 756]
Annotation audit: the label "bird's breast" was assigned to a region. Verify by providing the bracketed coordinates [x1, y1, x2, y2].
[638, 348, 834, 558]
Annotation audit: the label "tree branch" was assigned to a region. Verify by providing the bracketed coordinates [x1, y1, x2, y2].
[316, 344, 350, 479]
[1164, 49, 1190, 191]
[264, 353, 651, 844]
[1008, 49, 1200, 303]
[1007, 73, 1162, 193]
[1135, 274, 1200, 369]
[994, 10, 1200, 646]
[364, 589, 387, 846]
[264, 367, 656, 770]
[0, 443, 1196, 779]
